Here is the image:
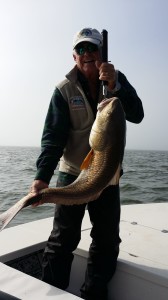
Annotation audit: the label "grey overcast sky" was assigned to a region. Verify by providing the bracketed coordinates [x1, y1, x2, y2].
[0, 0, 168, 151]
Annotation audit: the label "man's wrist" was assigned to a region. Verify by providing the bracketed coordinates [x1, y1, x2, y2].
[108, 81, 121, 93]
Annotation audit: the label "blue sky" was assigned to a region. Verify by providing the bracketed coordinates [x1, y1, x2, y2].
[0, 0, 168, 150]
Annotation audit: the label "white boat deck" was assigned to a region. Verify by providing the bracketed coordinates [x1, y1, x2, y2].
[0, 203, 168, 300]
[0, 262, 81, 300]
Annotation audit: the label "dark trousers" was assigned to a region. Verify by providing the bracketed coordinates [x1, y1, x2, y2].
[42, 172, 121, 300]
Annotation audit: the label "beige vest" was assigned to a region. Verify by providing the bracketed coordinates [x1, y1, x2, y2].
[57, 66, 103, 176]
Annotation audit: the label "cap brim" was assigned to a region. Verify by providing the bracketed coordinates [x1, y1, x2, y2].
[73, 37, 101, 49]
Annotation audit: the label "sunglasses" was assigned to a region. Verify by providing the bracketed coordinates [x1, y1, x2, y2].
[75, 43, 98, 55]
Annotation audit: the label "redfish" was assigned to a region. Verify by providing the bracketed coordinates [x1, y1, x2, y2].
[0, 97, 126, 231]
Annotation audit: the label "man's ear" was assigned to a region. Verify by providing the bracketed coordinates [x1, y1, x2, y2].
[73, 53, 77, 61]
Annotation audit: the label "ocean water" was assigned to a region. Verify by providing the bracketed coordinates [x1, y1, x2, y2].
[0, 146, 168, 228]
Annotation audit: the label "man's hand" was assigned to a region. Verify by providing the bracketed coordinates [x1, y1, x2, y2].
[29, 180, 48, 207]
[30, 179, 48, 193]
[96, 61, 116, 91]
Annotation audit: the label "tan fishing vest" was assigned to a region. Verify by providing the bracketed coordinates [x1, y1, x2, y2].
[57, 66, 103, 176]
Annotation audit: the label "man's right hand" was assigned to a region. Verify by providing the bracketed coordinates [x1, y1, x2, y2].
[30, 180, 48, 194]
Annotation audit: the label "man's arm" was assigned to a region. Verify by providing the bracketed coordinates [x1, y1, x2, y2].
[110, 71, 144, 124]
[34, 88, 70, 184]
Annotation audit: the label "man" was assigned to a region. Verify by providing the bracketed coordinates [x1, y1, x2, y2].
[30, 28, 144, 300]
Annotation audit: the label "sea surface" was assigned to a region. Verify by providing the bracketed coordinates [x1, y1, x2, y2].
[0, 146, 168, 228]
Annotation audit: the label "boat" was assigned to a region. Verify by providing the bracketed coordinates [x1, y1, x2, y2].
[0, 203, 168, 299]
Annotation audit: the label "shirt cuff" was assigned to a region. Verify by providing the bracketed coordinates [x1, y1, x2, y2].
[109, 81, 121, 93]
[34, 168, 54, 184]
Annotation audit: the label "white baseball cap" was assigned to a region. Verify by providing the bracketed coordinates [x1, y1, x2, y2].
[73, 28, 103, 49]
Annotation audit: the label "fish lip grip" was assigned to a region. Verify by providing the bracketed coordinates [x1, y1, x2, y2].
[101, 29, 108, 98]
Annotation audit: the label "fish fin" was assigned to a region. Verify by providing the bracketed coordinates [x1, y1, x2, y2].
[80, 149, 94, 170]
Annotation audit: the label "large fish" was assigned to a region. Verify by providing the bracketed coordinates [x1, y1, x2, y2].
[0, 97, 126, 231]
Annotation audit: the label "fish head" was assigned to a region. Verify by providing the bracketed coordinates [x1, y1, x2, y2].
[89, 97, 125, 151]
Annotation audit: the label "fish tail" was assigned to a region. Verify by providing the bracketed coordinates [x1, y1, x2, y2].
[0, 203, 24, 231]
[0, 193, 40, 231]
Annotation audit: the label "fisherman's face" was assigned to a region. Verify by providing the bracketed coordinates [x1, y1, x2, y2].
[73, 42, 101, 78]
